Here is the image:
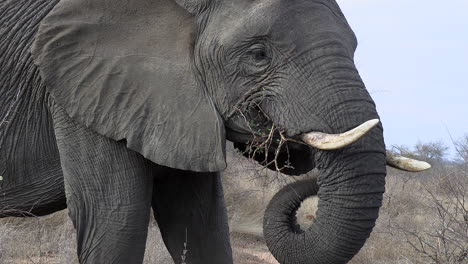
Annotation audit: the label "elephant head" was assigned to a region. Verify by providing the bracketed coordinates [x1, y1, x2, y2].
[31, 0, 423, 263]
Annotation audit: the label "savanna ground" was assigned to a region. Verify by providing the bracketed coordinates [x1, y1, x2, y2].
[1, 140, 467, 264]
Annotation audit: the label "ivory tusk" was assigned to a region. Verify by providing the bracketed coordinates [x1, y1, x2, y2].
[386, 151, 432, 172]
[301, 119, 380, 150]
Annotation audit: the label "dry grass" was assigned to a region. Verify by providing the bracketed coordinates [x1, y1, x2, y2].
[350, 166, 468, 264]
[1, 148, 467, 263]
[0, 210, 77, 264]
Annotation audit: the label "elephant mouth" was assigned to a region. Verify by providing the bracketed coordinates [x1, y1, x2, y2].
[225, 127, 259, 143]
[228, 119, 380, 175]
[227, 119, 380, 151]
[227, 119, 431, 172]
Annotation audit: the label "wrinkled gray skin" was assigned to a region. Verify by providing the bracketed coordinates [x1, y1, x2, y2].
[0, 0, 66, 217]
[1, 0, 386, 264]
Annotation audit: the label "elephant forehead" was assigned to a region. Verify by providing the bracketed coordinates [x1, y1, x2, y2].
[213, 0, 279, 43]
[213, 0, 355, 52]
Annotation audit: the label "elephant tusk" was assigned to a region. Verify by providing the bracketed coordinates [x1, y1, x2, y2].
[386, 151, 431, 172]
[301, 119, 380, 150]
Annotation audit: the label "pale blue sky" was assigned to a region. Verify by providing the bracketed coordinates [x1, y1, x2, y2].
[336, 0, 468, 159]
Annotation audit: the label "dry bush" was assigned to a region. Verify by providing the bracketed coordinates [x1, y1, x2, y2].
[454, 135, 468, 164]
[351, 165, 467, 264]
[388, 169, 467, 263]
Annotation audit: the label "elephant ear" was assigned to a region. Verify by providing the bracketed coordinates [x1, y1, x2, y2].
[32, 0, 226, 172]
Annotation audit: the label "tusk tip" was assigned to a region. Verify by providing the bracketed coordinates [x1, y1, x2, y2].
[367, 119, 380, 127]
[359, 119, 380, 133]
[386, 151, 432, 172]
[412, 161, 432, 172]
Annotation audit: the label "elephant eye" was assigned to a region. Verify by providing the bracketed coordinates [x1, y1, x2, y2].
[240, 44, 272, 74]
[246, 47, 270, 64]
[250, 49, 268, 61]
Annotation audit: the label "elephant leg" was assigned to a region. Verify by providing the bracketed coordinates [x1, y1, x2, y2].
[152, 167, 233, 264]
[50, 104, 153, 264]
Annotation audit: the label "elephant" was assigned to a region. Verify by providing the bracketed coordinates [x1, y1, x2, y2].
[0, 0, 431, 263]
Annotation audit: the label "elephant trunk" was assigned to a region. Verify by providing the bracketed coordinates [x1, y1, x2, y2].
[264, 127, 386, 263]
[263, 66, 387, 262]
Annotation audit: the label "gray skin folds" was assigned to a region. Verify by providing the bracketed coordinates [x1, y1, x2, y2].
[0, 0, 65, 217]
[2, 0, 387, 263]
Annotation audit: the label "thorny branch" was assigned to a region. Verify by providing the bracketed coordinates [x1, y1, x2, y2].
[233, 105, 295, 174]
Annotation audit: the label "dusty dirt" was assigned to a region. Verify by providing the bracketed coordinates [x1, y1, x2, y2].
[231, 233, 279, 264]
[0, 210, 282, 264]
